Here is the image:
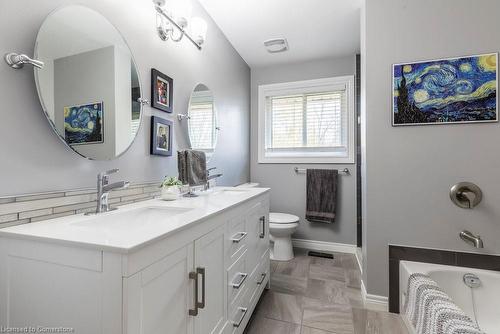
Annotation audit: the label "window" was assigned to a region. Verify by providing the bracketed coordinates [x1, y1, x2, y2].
[188, 91, 217, 152]
[258, 76, 355, 163]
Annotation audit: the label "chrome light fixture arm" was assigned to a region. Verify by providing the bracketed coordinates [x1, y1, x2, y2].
[154, 5, 202, 50]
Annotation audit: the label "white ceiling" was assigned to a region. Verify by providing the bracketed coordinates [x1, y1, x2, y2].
[198, 0, 361, 68]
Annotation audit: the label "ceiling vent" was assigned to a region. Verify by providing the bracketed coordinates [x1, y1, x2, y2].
[264, 38, 289, 53]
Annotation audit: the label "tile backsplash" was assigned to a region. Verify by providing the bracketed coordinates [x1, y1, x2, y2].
[0, 182, 161, 229]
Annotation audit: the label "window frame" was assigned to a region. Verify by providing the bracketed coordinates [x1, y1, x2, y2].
[258, 76, 355, 164]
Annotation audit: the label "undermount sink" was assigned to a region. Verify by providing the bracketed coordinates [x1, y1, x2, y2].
[71, 206, 193, 231]
[213, 188, 250, 196]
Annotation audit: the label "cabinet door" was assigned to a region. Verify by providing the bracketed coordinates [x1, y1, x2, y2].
[194, 224, 227, 334]
[245, 202, 268, 274]
[125, 245, 194, 334]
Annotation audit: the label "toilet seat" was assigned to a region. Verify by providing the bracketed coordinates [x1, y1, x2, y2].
[269, 213, 299, 224]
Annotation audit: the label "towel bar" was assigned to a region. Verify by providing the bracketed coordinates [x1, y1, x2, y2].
[294, 167, 350, 175]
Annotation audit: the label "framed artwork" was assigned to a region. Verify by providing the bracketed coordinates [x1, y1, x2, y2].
[151, 68, 173, 113]
[150, 116, 173, 156]
[64, 102, 104, 145]
[393, 53, 497, 126]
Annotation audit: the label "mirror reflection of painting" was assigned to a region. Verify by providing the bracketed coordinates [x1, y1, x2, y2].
[35, 6, 143, 160]
[393, 53, 497, 125]
[64, 102, 103, 145]
[156, 77, 169, 107]
[156, 123, 170, 151]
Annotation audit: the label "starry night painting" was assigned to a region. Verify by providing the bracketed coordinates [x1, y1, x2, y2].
[64, 102, 104, 145]
[393, 53, 497, 125]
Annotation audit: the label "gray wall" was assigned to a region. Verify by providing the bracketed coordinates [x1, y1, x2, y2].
[250, 56, 357, 244]
[0, 0, 250, 196]
[362, 0, 500, 296]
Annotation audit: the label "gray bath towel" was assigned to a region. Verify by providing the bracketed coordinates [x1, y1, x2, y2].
[178, 150, 207, 186]
[306, 169, 338, 223]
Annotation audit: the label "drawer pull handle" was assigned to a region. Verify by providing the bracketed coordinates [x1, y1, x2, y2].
[230, 232, 247, 243]
[257, 272, 267, 285]
[197, 267, 206, 309]
[232, 307, 248, 328]
[231, 272, 248, 289]
[259, 216, 266, 239]
[188, 270, 199, 316]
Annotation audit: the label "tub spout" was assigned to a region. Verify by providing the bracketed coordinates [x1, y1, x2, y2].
[460, 230, 484, 248]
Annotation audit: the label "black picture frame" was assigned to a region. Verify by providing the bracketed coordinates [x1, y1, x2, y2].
[150, 116, 173, 156]
[151, 68, 173, 113]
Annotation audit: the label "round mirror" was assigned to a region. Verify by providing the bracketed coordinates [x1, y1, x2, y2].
[34, 5, 142, 160]
[187, 84, 218, 159]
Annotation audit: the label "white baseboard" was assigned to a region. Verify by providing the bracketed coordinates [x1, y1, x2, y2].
[361, 279, 388, 312]
[291, 238, 362, 271]
[355, 247, 363, 274]
[292, 238, 357, 254]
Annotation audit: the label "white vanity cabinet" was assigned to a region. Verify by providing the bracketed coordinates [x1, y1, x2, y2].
[0, 188, 270, 334]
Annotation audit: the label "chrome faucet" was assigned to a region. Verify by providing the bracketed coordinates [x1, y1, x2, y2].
[89, 169, 130, 214]
[204, 167, 223, 190]
[460, 230, 484, 248]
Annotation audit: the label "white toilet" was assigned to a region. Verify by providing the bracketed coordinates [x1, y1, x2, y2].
[269, 212, 300, 261]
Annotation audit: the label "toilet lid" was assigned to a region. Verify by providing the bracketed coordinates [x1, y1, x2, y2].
[269, 212, 300, 224]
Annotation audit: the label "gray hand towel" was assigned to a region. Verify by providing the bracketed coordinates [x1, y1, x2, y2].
[177, 151, 188, 184]
[185, 150, 207, 186]
[306, 169, 338, 224]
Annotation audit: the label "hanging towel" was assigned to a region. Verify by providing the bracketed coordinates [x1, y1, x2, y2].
[177, 151, 188, 184]
[306, 169, 338, 224]
[403, 273, 484, 334]
[181, 150, 207, 186]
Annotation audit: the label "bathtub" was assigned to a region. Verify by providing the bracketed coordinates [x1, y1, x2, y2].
[399, 260, 500, 334]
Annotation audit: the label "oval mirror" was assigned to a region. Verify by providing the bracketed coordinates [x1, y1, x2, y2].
[34, 5, 143, 160]
[187, 84, 218, 159]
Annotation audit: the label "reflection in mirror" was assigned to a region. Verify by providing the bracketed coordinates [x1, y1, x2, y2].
[187, 84, 218, 159]
[34, 5, 142, 160]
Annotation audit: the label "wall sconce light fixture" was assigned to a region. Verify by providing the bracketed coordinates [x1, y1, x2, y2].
[153, 0, 207, 50]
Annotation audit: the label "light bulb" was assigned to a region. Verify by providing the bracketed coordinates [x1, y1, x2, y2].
[190, 17, 207, 45]
[169, 0, 192, 29]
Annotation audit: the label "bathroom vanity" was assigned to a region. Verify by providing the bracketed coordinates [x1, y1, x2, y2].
[0, 187, 270, 334]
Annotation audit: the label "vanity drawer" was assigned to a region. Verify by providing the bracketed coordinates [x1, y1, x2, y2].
[227, 216, 247, 264]
[248, 250, 270, 309]
[226, 286, 251, 334]
[227, 249, 249, 308]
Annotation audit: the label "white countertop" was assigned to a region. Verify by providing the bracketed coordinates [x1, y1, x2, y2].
[0, 187, 269, 253]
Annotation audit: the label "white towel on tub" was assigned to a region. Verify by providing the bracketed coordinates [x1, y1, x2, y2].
[403, 273, 484, 334]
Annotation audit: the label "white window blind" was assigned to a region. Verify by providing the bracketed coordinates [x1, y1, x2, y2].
[188, 100, 215, 151]
[258, 76, 354, 163]
[266, 91, 347, 154]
